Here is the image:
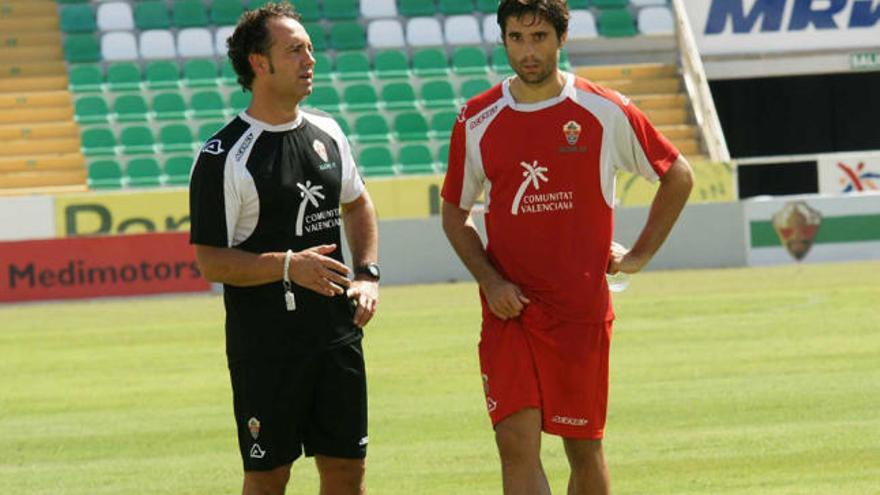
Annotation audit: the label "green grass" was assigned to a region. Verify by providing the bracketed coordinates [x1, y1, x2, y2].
[1, 261, 878, 494]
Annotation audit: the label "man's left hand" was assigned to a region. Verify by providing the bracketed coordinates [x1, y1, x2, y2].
[346, 280, 379, 328]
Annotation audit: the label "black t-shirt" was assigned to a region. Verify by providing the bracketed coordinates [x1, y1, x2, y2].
[189, 109, 365, 363]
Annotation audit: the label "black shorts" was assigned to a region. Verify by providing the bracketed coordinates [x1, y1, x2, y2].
[229, 338, 368, 471]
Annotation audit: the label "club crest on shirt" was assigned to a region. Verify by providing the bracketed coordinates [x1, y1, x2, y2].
[563, 121, 581, 145]
[312, 139, 328, 162]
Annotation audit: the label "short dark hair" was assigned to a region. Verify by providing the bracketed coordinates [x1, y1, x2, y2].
[497, 0, 570, 41]
[226, 2, 301, 91]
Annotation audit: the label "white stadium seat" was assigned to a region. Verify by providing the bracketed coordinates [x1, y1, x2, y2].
[360, 0, 397, 18]
[177, 28, 215, 58]
[368, 19, 405, 48]
[444, 15, 483, 45]
[96, 2, 134, 31]
[569, 10, 598, 39]
[214, 26, 235, 57]
[101, 31, 138, 60]
[638, 6, 675, 35]
[139, 30, 176, 59]
[482, 14, 501, 44]
[406, 17, 444, 47]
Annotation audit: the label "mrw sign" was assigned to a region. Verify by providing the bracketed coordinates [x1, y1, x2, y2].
[685, 0, 880, 55]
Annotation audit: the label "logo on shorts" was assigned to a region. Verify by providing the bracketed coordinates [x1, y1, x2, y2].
[247, 417, 261, 440]
[481, 373, 490, 395]
[250, 443, 266, 458]
[487, 397, 498, 413]
[551, 415, 589, 427]
[359, 436, 369, 446]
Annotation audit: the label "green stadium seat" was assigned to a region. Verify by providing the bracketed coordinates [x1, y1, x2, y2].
[593, 0, 630, 8]
[399, 0, 436, 16]
[114, 94, 149, 123]
[452, 46, 489, 75]
[330, 22, 366, 50]
[491, 46, 513, 75]
[183, 59, 218, 87]
[421, 80, 457, 110]
[88, 160, 124, 189]
[145, 61, 180, 89]
[439, 0, 475, 15]
[60, 4, 96, 33]
[430, 111, 457, 139]
[399, 144, 435, 174]
[134, 1, 171, 30]
[333, 115, 351, 135]
[336, 51, 371, 81]
[304, 23, 328, 52]
[598, 8, 638, 37]
[126, 157, 162, 187]
[63, 34, 100, 63]
[393, 112, 429, 142]
[313, 53, 333, 82]
[75, 96, 110, 125]
[172, 0, 209, 28]
[198, 121, 225, 141]
[412, 48, 449, 78]
[120, 126, 155, 155]
[560, 49, 571, 71]
[190, 90, 226, 119]
[68, 65, 103, 93]
[106, 62, 142, 92]
[476, 0, 498, 13]
[159, 124, 195, 153]
[229, 90, 252, 111]
[436, 143, 450, 171]
[568, 0, 590, 7]
[353, 114, 390, 144]
[210, 0, 244, 25]
[293, 0, 321, 22]
[165, 156, 194, 186]
[221, 59, 238, 86]
[81, 128, 116, 157]
[307, 86, 342, 113]
[343, 84, 379, 113]
[381, 82, 418, 111]
[358, 146, 395, 176]
[374, 50, 409, 79]
[152, 92, 187, 121]
[324, 0, 358, 20]
[460, 78, 492, 99]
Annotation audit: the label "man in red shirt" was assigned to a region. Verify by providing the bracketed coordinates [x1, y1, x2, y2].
[441, 1, 694, 493]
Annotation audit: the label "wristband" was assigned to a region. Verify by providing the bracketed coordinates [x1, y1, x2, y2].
[283, 249, 295, 311]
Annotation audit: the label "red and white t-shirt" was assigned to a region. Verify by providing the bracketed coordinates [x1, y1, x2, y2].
[442, 72, 679, 322]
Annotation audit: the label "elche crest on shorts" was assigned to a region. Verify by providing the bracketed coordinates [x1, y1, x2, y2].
[510, 160, 575, 216]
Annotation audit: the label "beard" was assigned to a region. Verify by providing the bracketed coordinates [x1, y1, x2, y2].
[513, 60, 556, 86]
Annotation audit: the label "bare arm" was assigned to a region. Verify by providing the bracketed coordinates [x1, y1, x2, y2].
[609, 155, 695, 274]
[341, 191, 379, 327]
[194, 243, 351, 296]
[441, 201, 529, 320]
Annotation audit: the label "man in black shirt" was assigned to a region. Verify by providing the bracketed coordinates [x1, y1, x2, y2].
[188, 4, 379, 494]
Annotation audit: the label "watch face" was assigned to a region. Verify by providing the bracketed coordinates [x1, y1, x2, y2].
[367, 264, 380, 279]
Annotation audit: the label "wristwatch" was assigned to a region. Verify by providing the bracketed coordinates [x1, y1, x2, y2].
[354, 262, 381, 281]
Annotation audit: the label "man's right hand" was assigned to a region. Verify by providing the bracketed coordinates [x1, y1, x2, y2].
[289, 244, 352, 297]
[481, 276, 530, 321]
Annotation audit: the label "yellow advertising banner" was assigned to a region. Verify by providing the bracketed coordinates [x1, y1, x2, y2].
[55, 190, 189, 237]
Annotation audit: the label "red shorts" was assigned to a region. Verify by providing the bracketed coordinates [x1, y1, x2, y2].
[478, 303, 612, 439]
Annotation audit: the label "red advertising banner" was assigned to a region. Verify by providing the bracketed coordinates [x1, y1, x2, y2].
[0, 232, 210, 303]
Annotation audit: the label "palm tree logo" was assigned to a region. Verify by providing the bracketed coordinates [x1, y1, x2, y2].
[510, 160, 549, 215]
[295, 180, 325, 236]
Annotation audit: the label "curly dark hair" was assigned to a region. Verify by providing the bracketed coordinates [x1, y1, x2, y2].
[497, 0, 569, 41]
[226, 2, 301, 91]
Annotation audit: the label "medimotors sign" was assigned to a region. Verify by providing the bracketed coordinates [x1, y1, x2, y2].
[685, 0, 880, 55]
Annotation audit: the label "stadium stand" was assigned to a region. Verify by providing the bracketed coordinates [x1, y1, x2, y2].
[0, 0, 720, 193]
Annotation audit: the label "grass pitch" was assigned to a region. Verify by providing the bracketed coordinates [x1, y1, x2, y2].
[1, 261, 878, 494]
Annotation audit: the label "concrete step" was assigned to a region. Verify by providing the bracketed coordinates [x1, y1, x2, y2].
[0, 168, 87, 189]
[0, 121, 79, 140]
[669, 138, 701, 156]
[0, 104, 72, 123]
[0, 152, 85, 172]
[657, 124, 699, 140]
[0, 61, 67, 78]
[0, 44, 62, 63]
[0, 90, 71, 109]
[630, 93, 687, 110]
[0, 16, 59, 32]
[0, 75, 68, 93]
[0, 2, 59, 18]
[0, 137, 80, 156]
[643, 108, 689, 126]
[0, 32, 62, 48]
[597, 77, 681, 95]
[577, 63, 677, 81]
